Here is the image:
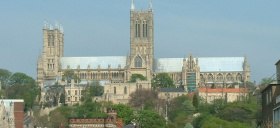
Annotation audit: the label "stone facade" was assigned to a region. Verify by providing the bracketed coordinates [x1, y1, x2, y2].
[198, 86, 248, 103]
[37, 1, 251, 104]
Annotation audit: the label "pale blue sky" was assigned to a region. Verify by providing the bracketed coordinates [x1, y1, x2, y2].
[0, 1, 280, 84]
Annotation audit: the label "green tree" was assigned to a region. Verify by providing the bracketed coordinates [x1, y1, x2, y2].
[184, 123, 194, 128]
[134, 110, 168, 128]
[9, 72, 34, 85]
[128, 89, 158, 109]
[200, 117, 250, 128]
[6, 72, 38, 111]
[192, 93, 198, 109]
[151, 73, 175, 89]
[259, 77, 276, 86]
[144, 100, 154, 110]
[81, 81, 104, 102]
[128, 74, 147, 83]
[174, 115, 188, 128]
[62, 70, 81, 83]
[168, 95, 192, 121]
[0, 68, 12, 88]
[59, 93, 65, 104]
[111, 104, 134, 125]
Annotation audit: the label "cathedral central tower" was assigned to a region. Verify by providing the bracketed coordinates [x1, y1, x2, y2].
[128, 1, 154, 79]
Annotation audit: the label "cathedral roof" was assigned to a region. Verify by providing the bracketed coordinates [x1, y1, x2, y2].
[154, 57, 245, 73]
[60, 56, 127, 70]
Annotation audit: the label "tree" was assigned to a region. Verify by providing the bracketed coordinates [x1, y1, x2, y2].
[59, 93, 65, 104]
[0, 69, 12, 88]
[184, 123, 194, 128]
[81, 81, 103, 102]
[168, 95, 192, 121]
[151, 73, 175, 89]
[200, 117, 250, 128]
[259, 77, 276, 86]
[6, 72, 38, 111]
[216, 108, 250, 124]
[192, 93, 198, 109]
[128, 74, 147, 83]
[128, 89, 158, 109]
[111, 104, 134, 125]
[9, 72, 34, 85]
[174, 115, 188, 128]
[61, 70, 81, 83]
[134, 110, 168, 128]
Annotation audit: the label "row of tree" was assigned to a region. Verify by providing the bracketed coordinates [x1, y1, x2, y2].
[0, 69, 38, 111]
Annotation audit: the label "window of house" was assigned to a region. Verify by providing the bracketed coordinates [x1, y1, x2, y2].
[75, 90, 77, 95]
[68, 97, 70, 101]
[75, 97, 77, 101]
[68, 90, 71, 95]
[134, 56, 142, 67]
[114, 87, 116, 94]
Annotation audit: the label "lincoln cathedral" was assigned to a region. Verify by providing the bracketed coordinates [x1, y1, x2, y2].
[37, 1, 250, 105]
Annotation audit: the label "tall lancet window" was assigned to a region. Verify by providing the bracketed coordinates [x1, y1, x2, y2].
[51, 35, 55, 46]
[124, 86, 127, 94]
[48, 36, 51, 46]
[143, 21, 148, 37]
[134, 56, 142, 67]
[114, 87, 116, 94]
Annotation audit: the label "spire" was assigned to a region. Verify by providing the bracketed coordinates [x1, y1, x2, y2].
[131, 0, 135, 11]
[149, 0, 153, 12]
[183, 54, 186, 61]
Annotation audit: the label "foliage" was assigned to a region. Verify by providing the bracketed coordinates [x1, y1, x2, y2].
[168, 95, 193, 121]
[144, 100, 154, 110]
[49, 110, 68, 128]
[259, 77, 276, 86]
[200, 117, 250, 128]
[59, 93, 65, 104]
[192, 114, 211, 128]
[6, 72, 38, 111]
[216, 108, 250, 124]
[192, 93, 198, 109]
[128, 89, 158, 109]
[134, 110, 168, 128]
[74, 101, 108, 118]
[128, 74, 147, 83]
[174, 115, 189, 128]
[0, 68, 12, 88]
[151, 73, 175, 89]
[184, 123, 194, 128]
[61, 70, 81, 83]
[111, 104, 134, 125]
[81, 81, 103, 102]
[9, 72, 34, 85]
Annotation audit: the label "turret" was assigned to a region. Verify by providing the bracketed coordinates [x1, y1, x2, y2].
[8, 102, 15, 128]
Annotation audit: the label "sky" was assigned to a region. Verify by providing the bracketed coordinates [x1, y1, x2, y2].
[0, 1, 280, 84]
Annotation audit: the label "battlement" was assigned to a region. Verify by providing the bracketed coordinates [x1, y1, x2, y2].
[107, 108, 117, 114]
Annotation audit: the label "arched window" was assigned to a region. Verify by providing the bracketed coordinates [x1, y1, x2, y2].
[226, 74, 233, 82]
[51, 36, 54, 46]
[217, 74, 223, 82]
[85, 73, 87, 79]
[236, 74, 242, 82]
[200, 74, 205, 84]
[134, 56, 142, 67]
[124, 86, 127, 94]
[114, 87, 116, 94]
[207, 74, 213, 82]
